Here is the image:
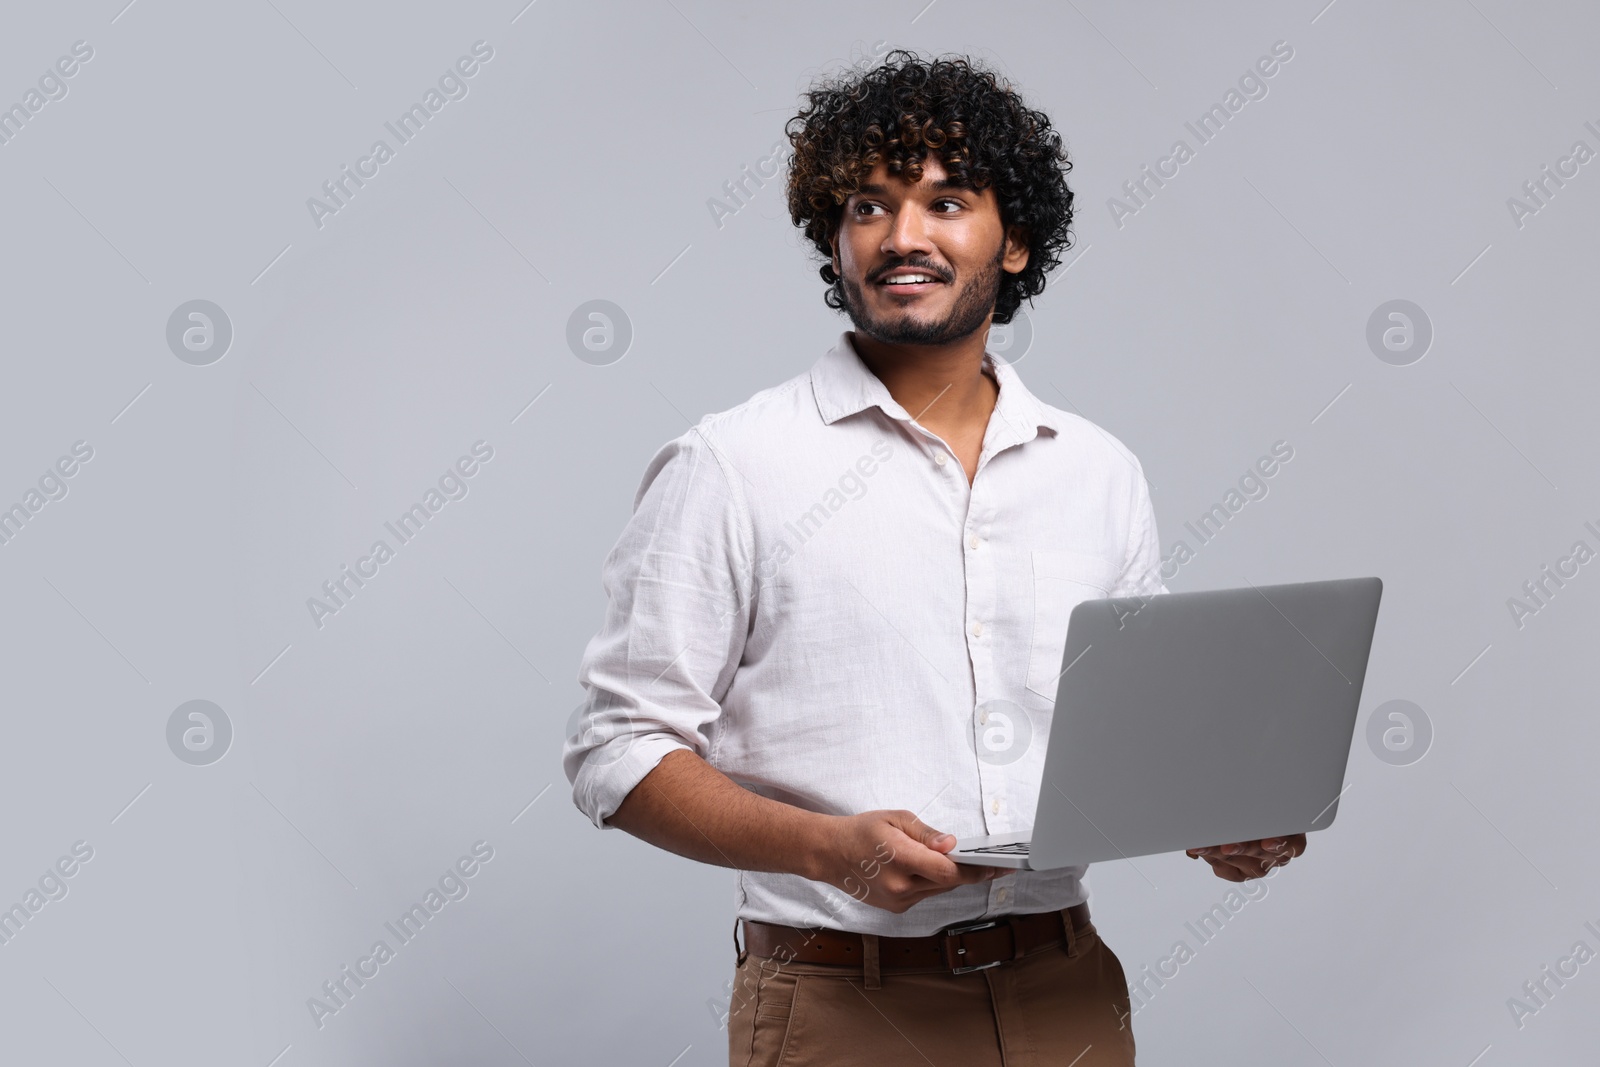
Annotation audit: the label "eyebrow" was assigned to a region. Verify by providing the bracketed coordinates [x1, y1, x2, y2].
[853, 178, 973, 197]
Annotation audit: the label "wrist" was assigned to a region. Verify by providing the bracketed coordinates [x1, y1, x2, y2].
[791, 810, 837, 882]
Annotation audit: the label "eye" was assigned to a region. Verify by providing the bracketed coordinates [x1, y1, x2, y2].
[851, 198, 963, 217]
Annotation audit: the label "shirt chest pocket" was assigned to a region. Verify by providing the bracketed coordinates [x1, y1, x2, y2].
[1025, 548, 1123, 700]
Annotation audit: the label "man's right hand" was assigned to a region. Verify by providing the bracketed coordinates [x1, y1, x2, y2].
[806, 809, 1005, 914]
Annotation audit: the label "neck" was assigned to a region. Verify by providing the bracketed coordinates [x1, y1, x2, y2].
[848, 328, 998, 425]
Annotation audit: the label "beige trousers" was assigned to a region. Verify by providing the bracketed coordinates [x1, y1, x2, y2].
[727, 915, 1137, 1066]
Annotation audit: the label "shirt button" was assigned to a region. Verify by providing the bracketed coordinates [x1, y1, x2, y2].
[978, 707, 989, 725]
[967, 533, 980, 550]
[996, 887, 1011, 904]
[991, 797, 1001, 814]
[934, 451, 947, 466]
[970, 621, 983, 637]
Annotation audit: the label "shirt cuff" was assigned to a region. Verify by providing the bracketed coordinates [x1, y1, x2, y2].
[570, 732, 697, 830]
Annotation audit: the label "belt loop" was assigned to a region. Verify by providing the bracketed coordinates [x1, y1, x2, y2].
[862, 933, 882, 989]
[734, 918, 748, 966]
[1059, 908, 1079, 958]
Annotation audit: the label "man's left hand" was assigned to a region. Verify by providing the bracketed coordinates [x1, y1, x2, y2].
[1185, 835, 1306, 881]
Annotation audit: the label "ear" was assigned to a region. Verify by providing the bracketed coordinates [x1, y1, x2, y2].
[1002, 224, 1030, 274]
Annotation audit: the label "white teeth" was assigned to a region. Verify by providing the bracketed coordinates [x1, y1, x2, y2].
[884, 274, 935, 284]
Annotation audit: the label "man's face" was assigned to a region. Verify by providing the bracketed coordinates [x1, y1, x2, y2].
[830, 154, 1029, 347]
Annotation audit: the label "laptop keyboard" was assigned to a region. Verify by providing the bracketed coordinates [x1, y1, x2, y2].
[962, 841, 1032, 855]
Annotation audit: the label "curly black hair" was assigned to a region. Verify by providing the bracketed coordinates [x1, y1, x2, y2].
[784, 49, 1074, 325]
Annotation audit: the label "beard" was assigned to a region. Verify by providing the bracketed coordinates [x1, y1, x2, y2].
[838, 238, 1007, 347]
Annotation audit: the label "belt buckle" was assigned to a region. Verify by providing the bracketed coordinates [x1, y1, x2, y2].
[941, 917, 1007, 974]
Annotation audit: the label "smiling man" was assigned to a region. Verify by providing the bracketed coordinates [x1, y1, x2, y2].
[564, 49, 1303, 1066]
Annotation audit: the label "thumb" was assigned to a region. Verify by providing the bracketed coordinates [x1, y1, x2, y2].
[889, 810, 955, 852]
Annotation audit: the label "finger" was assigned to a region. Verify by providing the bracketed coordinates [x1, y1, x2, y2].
[1237, 841, 1298, 871]
[1210, 852, 1275, 879]
[899, 865, 985, 890]
[881, 830, 970, 885]
[1217, 841, 1289, 867]
[907, 852, 1009, 888]
[1244, 836, 1304, 859]
[1195, 838, 1300, 878]
[952, 863, 1006, 883]
[1221, 849, 1286, 879]
[1193, 846, 1265, 873]
[878, 814, 983, 885]
[916, 840, 1005, 885]
[921, 866, 1008, 894]
[1202, 855, 1247, 882]
[887, 809, 959, 854]
[1260, 834, 1307, 860]
[903, 866, 1002, 894]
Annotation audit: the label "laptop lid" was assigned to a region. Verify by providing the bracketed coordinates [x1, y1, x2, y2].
[1027, 576, 1383, 870]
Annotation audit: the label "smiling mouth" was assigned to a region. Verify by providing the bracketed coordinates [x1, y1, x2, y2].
[876, 272, 946, 295]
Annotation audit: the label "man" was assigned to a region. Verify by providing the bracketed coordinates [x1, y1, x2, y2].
[563, 49, 1304, 1066]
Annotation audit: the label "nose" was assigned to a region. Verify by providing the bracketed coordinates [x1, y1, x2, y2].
[882, 204, 936, 260]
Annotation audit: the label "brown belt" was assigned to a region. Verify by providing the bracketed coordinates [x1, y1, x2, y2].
[741, 901, 1091, 975]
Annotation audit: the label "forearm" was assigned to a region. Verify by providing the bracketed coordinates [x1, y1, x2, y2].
[604, 748, 833, 880]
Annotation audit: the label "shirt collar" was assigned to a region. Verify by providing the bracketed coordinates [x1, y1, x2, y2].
[809, 329, 1064, 445]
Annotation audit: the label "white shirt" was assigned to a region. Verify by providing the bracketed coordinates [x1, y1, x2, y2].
[564, 330, 1169, 936]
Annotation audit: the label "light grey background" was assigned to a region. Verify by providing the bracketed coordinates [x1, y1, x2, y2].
[1, 0, 1596, 1063]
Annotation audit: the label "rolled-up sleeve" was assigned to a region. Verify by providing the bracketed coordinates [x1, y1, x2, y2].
[1111, 459, 1170, 599]
[564, 422, 754, 829]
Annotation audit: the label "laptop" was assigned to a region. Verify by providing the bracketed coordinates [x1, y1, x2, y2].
[953, 576, 1383, 870]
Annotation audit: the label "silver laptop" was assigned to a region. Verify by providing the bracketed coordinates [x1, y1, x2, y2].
[953, 576, 1383, 870]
